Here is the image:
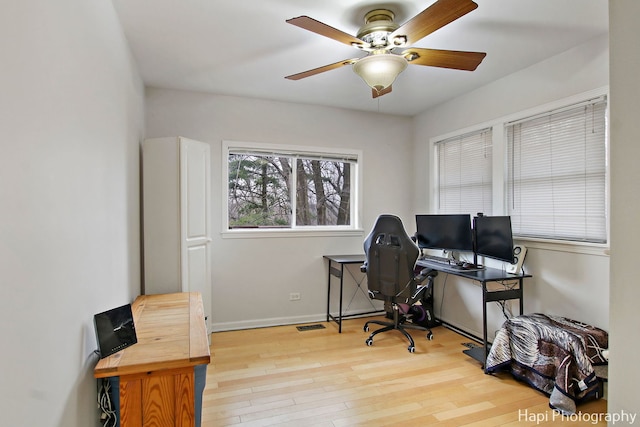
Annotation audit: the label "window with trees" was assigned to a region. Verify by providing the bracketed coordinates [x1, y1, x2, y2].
[225, 143, 359, 231]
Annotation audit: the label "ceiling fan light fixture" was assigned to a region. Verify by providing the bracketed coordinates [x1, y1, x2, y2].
[353, 54, 408, 92]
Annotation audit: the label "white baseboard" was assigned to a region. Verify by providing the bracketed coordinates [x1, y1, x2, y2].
[211, 313, 326, 332]
[210, 309, 382, 332]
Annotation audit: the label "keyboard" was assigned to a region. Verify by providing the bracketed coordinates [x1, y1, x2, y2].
[442, 263, 483, 273]
[418, 256, 483, 272]
[419, 254, 452, 265]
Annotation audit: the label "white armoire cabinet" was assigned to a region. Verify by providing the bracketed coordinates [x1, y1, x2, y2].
[142, 137, 212, 329]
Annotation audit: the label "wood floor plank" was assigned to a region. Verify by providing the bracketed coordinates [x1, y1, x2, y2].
[203, 316, 607, 426]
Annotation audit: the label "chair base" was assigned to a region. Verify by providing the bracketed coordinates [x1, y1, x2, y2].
[364, 309, 433, 353]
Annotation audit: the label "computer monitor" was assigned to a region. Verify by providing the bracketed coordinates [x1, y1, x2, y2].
[93, 303, 137, 359]
[473, 215, 515, 263]
[415, 214, 474, 252]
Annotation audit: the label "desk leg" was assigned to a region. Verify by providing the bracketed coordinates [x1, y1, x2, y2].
[482, 282, 488, 373]
[326, 260, 345, 333]
[338, 263, 344, 333]
[326, 261, 332, 323]
[519, 278, 524, 315]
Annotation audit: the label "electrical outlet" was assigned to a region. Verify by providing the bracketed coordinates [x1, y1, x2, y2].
[289, 292, 301, 301]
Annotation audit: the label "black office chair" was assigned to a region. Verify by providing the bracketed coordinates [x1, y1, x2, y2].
[362, 214, 438, 353]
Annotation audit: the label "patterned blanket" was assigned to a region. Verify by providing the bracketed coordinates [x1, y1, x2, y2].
[485, 313, 608, 415]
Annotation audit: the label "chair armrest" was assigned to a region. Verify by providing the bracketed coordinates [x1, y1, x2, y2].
[415, 268, 437, 282]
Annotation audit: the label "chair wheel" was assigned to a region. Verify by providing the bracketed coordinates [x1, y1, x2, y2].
[365, 338, 373, 346]
[426, 331, 433, 340]
[408, 346, 415, 353]
[364, 325, 369, 332]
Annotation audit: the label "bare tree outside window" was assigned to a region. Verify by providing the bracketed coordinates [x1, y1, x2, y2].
[228, 154, 292, 227]
[228, 151, 354, 229]
[296, 159, 350, 226]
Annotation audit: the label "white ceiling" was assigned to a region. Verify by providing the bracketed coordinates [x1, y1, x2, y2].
[112, 0, 608, 117]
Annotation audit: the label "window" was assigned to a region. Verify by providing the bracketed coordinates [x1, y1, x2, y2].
[436, 128, 493, 216]
[431, 91, 608, 247]
[506, 97, 607, 243]
[225, 142, 359, 231]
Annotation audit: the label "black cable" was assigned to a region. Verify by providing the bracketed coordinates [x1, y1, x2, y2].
[496, 300, 513, 320]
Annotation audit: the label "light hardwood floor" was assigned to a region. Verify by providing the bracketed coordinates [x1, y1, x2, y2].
[202, 316, 607, 426]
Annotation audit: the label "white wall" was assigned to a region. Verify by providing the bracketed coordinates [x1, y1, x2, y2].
[0, 1, 144, 426]
[608, 0, 640, 418]
[145, 88, 414, 330]
[411, 34, 610, 340]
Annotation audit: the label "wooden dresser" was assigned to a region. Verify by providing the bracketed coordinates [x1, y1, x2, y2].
[94, 292, 211, 427]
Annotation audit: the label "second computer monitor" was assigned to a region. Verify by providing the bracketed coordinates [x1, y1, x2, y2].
[473, 215, 515, 263]
[415, 214, 474, 252]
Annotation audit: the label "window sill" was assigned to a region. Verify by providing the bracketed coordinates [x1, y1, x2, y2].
[514, 237, 609, 257]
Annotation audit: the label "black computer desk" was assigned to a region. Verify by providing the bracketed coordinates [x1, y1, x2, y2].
[416, 258, 532, 372]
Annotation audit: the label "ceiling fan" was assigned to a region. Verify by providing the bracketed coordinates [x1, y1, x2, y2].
[285, 0, 486, 98]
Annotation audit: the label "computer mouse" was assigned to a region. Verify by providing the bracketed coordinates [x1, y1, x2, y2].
[462, 262, 473, 269]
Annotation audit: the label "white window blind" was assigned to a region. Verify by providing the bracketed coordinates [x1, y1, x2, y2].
[436, 128, 493, 216]
[506, 97, 607, 243]
[229, 148, 358, 163]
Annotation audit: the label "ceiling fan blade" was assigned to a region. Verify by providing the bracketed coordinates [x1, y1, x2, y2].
[389, 0, 478, 46]
[285, 58, 359, 80]
[286, 16, 367, 48]
[403, 48, 486, 71]
[372, 86, 392, 98]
